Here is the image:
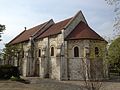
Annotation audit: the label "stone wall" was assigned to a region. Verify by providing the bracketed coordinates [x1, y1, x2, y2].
[67, 40, 89, 80]
[36, 32, 64, 80]
[89, 40, 108, 78]
[66, 40, 107, 80]
[21, 42, 31, 77]
[19, 36, 107, 80]
[68, 58, 84, 80]
[36, 38, 48, 78]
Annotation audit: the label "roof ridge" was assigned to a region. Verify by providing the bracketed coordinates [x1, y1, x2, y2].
[26, 21, 47, 31]
[31, 19, 53, 38]
[63, 11, 88, 30]
[8, 30, 26, 45]
[37, 17, 72, 39]
[86, 23, 107, 42]
[8, 21, 50, 45]
[63, 10, 82, 29]
[80, 21, 106, 41]
[55, 17, 73, 24]
[34, 19, 55, 39]
[65, 21, 107, 42]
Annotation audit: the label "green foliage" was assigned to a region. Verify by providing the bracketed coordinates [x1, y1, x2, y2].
[10, 76, 30, 84]
[108, 37, 120, 73]
[3, 44, 18, 57]
[0, 65, 20, 79]
[10, 76, 21, 81]
[2, 44, 22, 61]
[108, 37, 120, 63]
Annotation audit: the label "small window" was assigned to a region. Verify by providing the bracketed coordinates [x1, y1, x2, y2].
[74, 46, 79, 57]
[51, 47, 54, 56]
[22, 51, 24, 58]
[95, 47, 99, 56]
[38, 49, 41, 57]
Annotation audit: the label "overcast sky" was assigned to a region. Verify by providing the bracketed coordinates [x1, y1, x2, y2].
[0, 0, 114, 48]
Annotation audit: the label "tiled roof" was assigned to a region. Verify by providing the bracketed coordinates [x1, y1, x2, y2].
[9, 16, 106, 45]
[65, 21, 106, 42]
[9, 22, 47, 45]
[37, 18, 72, 39]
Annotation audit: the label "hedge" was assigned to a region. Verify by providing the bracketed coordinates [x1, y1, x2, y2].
[0, 65, 20, 79]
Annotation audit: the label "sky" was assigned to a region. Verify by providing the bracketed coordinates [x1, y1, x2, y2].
[0, 0, 114, 49]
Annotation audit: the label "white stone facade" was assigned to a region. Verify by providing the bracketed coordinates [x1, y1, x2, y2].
[20, 35, 107, 80]
[10, 11, 108, 80]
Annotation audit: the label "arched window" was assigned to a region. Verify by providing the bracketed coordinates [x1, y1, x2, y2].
[38, 49, 41, 57]
[74, 46, 79, 57]
[95, 47, 99, 56]
[51, 47, 54, 56]
[22, 51, 24, 58]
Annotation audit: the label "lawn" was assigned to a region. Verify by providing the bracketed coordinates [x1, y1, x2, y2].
[0, 78, 120, 90]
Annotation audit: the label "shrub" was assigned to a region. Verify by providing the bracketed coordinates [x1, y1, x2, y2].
[0, 65, 20, 79]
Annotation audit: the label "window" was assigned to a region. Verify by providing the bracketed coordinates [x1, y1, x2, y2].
[95, 47, 99, 56]
[51, 47, 54, 56]
[74, 46, 79, 57]
[38, 49, 41, 57]
[22, 51, 24, 58]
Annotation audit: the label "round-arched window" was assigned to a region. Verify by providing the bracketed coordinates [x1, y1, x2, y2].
[22, 50, 24, 58]
[74, 46, 79, 57]
[38, 49, 41, 57]
[95, 47, 99, 56]
[51, 47, 54, 56]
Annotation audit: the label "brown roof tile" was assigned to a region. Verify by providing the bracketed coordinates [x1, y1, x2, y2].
[65, 21, 106, 42]
[9, 17, 106, 45]
[37, 17, 72, 39]
[9, 22, 47, 45]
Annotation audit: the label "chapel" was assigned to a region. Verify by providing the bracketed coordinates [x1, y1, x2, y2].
[8, 11, 108, 80]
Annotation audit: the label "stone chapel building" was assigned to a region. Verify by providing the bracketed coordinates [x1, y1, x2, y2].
[8, 11, 108, 80]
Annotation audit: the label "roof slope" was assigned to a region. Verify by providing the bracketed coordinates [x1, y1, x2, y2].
[9, 14, 106, 45]
[37, 18, 72, 39]
[65, 21, 106, 41]
[9, 22, 47, 45]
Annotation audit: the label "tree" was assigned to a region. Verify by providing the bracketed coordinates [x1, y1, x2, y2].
[80, 59, 104, 90]
[2, 44, 22, 65]
[108, 37, 120, 70]
[105, 0, 120, 33]
[0, 24, 5, 41]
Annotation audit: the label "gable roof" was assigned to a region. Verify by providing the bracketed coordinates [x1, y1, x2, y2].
[65, 21, 106, 42]
[64, 11, 87, 30]
[9, 11, 107, 45]
[37, 17, 72, 39]
[9, 22, 47, 45]
[9, 18, 72, 45]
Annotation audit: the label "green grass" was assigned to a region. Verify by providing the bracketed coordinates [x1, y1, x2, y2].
[10, 76, 30, 84]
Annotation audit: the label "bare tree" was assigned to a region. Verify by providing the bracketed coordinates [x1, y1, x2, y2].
[80, 58, 104, 90]
[105, 0, 120, 33]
